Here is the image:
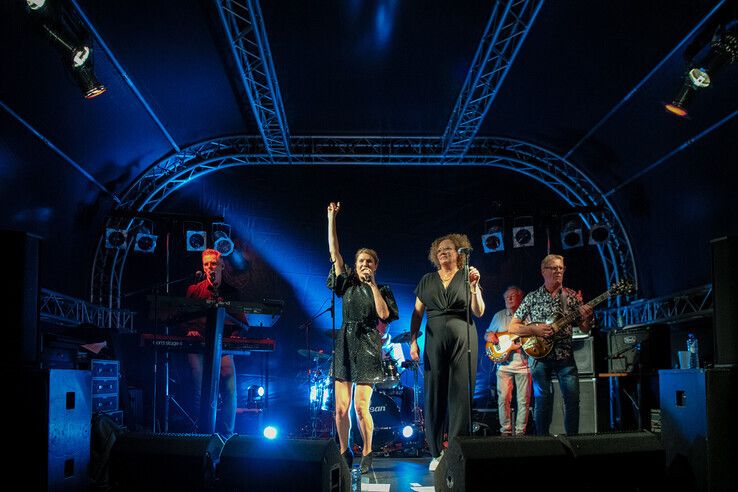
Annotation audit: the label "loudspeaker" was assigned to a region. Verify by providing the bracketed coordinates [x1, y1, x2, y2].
[109, 433, 224, 490]
[560, 431, 664, 490]
[7, 369, 91, 491]
[607, 324, 670, 373]
[572, 336, 595, 375]
[218, 436, 348, 492]
[2, 230, 41, 367]
[711, 236, 738, 366]
[659, 367, 737, 491]
[550, 377, 597, 434]
[435, 436, 573, 491]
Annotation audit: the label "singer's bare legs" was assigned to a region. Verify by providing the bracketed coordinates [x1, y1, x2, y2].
[334, 380, 353, 453]
[353, 383, 374, 456]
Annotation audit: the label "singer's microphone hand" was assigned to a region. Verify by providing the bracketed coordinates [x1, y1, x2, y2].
[468, 266, 480, 284]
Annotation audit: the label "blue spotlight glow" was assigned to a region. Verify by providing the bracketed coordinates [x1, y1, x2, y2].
[257, 386, 265, 397]
[263, 426, 278, 439]
[402, 425, 414, 438]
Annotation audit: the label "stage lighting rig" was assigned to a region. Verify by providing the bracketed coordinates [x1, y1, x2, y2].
[482, 218, 505, 253]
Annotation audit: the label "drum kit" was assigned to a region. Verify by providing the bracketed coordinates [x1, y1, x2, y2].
[299, 329, 424, 453]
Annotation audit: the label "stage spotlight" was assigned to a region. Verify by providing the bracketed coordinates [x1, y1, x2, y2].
[186, 230, 207, 252]
[561, 215, 583, 250]
[263, 426, 278, 440]
[105, 228, 127, 250]
[134, 233, 157, 253]
[512, 216, 534, 248]
[26, 0, 47, 11]
[28, 1, 107, 99]
[257, 386, 265, 397]
[213, 222, 234, 257]
[588, 223, 610, 245]
[482, 218, 504, 253]
[402, 425, 414, 438]
[666, 26, 737, 117]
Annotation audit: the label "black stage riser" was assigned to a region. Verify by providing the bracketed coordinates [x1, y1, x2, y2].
[436, 433, 664, 492]
[109, 434, 349, 492]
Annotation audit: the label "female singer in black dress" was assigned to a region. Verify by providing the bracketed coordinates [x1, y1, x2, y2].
[327, 202, 399, 473]
[409, 233, 485, 471]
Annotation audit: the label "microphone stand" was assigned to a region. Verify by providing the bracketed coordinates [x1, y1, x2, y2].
[463, 252, 473, 435]
[298, 303, 333, 437]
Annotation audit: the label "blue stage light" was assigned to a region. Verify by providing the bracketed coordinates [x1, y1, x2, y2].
[402, 425, 414, 438]
[257, 386, 265, 397]
[263, 426, 278, 439]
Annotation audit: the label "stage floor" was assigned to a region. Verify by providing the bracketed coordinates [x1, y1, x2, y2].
[359, 457, 435, 491]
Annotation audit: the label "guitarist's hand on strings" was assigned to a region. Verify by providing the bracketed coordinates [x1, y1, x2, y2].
[531, 323, 553, 337]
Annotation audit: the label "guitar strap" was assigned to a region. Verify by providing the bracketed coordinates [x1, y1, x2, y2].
[560, 288, 569, 316]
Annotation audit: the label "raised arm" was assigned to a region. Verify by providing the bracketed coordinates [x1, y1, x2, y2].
[468, 266, 485, 317]
[327, 202, 345, 275]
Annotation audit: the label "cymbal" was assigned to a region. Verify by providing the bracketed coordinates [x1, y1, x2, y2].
[298, 349, 331, 360]
[392, 331, 420, 344]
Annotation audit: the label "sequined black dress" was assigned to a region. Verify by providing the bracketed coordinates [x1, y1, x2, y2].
[327, 267, 399, 383]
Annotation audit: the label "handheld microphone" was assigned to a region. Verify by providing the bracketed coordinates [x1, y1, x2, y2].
[457, 247, 473, 255]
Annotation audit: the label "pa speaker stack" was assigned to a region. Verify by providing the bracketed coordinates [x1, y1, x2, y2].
[436, 432, 663, 492]
[109, 434, 348, 491]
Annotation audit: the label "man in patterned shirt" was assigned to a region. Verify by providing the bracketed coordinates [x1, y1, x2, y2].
[508, 254, 593, 435]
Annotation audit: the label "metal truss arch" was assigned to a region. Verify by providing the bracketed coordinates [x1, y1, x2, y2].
[92, 135, 637, 311]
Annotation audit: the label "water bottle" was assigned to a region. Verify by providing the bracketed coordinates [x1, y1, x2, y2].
[687, 333, 699, 369]
[351, 464, 361, 492]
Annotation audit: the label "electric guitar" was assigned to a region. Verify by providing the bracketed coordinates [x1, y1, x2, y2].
[485, 279, 633, 361]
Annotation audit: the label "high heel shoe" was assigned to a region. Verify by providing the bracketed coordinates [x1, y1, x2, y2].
[342, 448, 354, 468]
[360, 453, 373, 474]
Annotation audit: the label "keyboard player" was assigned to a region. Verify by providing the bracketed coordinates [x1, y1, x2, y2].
[183, 248, 240, 436]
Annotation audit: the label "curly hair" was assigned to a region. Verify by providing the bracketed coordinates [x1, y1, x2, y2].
[427, 233, 471, 269]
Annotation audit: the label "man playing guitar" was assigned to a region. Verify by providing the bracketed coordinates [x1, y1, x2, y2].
[484, 286, 531, 436]
[508, 255, 593, 435]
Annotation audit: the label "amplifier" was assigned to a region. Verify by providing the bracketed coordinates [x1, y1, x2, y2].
[607, 324, 670, 373]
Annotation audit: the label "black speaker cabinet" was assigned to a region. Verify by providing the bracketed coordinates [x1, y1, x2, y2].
[2, 230, 41, 367]
[559, 431, 665, 491]
[435, 436, 573, 492]
[109, 433, 225, 491]
[711, 236, 738, 366]
[217, 436, 348, 492]
[659, 367, 737, 491]
[607, 324, 670, 373]
[6, 369, 91, 491]
[550, 377, 597, 435]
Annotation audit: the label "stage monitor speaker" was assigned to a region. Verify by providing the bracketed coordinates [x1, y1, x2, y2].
[217, 436, 348, 492]
[7, 369, 91, 491]
[559, 431, 664, 491]
[659, 367, 737, 491]
[109, 433, 225, 490]
[711, 236, 738, 366]
[2, 230, 41, 367]
[435, 436, 573, 492]
[607, 324, 670, 373]
[550, 377, 597, 435]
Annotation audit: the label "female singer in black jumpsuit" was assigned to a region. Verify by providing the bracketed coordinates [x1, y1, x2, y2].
[409, 233, 485, 471]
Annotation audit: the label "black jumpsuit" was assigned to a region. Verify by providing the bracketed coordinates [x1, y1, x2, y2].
[415, 270, 478, 458]
[328, 267, 399, 384]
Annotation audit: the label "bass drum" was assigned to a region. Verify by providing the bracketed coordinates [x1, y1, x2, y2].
[350, 391, 402, 451]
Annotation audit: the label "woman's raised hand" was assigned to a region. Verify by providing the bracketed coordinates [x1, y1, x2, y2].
[327, 201, 341, 219]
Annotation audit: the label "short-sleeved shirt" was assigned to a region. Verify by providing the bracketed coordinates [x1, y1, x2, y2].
[513, 285, 583, 361]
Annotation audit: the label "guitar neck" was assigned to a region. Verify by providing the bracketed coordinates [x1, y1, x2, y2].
[551, 289, 612, 331]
